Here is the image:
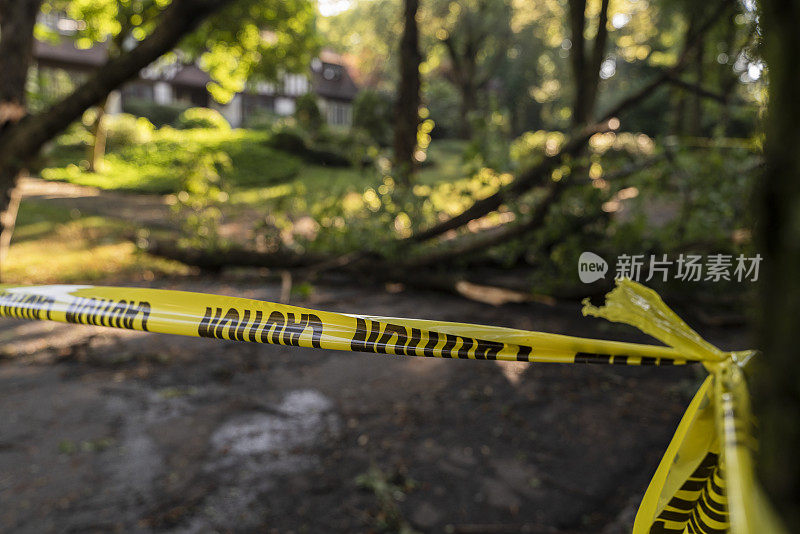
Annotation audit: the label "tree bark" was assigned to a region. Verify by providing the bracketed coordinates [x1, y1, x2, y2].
[585, 0, 610, 119]
[393, 0, 422, 186]
[0, 0, 41, 124]
[0, 0, 42, 276]
[87, 95, 110, 172]
[568, 0, 589, 126]
[568, 0, 610, 127]
[754, 0, 800, 527]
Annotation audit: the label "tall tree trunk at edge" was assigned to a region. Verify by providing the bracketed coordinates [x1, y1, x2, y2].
[393, 0, 421, 186]
[754, 0, 800, 528]
[0, 0, 44, 280]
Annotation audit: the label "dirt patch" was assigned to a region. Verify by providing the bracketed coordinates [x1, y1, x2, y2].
[0, 276, 747, 533]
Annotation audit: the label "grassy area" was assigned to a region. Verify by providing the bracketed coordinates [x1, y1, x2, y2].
[13, 135, 475, 283]
[4, 201, 189, 284]
[40, 128, 302, 194]
[39, 126, 470, 200]
[228, 139, 470, 207]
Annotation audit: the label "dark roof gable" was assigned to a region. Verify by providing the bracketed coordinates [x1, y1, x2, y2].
[311, 59, 359, 102]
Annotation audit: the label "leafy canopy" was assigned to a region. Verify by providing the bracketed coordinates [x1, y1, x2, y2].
[38, 0, 320, 103]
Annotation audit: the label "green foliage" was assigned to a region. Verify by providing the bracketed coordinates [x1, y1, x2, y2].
[423, 78, 460, 138]
[462, 103, 513, 173]
[175, 107, 230, 130]
[614, 139, 760, 255]
[318, 0, 400, 90]
[122, 97, 189, 127]
[168, 149, 232, 250]
[5, 200, 189, 285]
[99, 113, 155, 150]
[267, 122, 378, 168]
[185, 0, 320, 103]
[268, 123, 309, 154]
[294, 93, 324, 132]
[38, 0, 319, 105]
[352, 89, 394, 146]
[242, 109, 280, 130]
[313, 127, 378, 167]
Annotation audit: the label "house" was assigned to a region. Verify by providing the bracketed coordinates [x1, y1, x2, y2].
[32, 13, 359, 128]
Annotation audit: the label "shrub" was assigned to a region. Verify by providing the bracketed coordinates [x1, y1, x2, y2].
[175, 107, 231, 130]
[314, 127, 377, 167]
[353, 89, 393, 146]
[105, 113, 155, 150]
[122, 97, 189, 127]
[424, 78, 460, 139]
[268, 124, 309, 154]
[294, 93, 324, 132]
[243, 109, 280, 130]
[267, 124, 375, 167]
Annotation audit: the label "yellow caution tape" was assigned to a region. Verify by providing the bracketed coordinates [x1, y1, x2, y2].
[0, 283, 691, 365]
[582, 281, 785, 534]
[0, 280, 786, 532]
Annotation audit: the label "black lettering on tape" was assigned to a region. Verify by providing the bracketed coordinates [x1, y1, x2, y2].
[376, 323, 408, 355]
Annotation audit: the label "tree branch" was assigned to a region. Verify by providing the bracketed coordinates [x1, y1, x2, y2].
[665, 74, 735, 105]
[403, 0, 731, 246]
[597, 0, 731, 123]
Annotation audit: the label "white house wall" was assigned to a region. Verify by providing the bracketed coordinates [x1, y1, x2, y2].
[153, 81, 173, 105]
[275, 96, 296, 116]
[212, 93, 243, 128]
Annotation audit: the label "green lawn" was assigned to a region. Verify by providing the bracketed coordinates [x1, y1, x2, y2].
[40, 128, 302, 194]
[5, 201, 188, 284]
[40, 127, 469, 197]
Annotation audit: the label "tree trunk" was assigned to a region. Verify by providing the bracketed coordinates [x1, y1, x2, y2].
[0, 0, 40, 124]
[754, 0, 800, 527]
[87, 96, 110, 172]
[568, 0, 589, 126]
[393, 0, 422, 186]
[568, 0, 610, 127]
[0, 0, 43, 274]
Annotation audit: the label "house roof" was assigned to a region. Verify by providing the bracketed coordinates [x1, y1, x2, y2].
[33, 37, 358, 102]
[311, 55, 359, 102]
[34, 39, 108, 69]
[170, 64, 211, 88]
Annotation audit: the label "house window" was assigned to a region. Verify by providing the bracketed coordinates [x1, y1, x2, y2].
[283, 74, 309, 96]
[326, 101, 352, 126]
[39, 11, 85, 35]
